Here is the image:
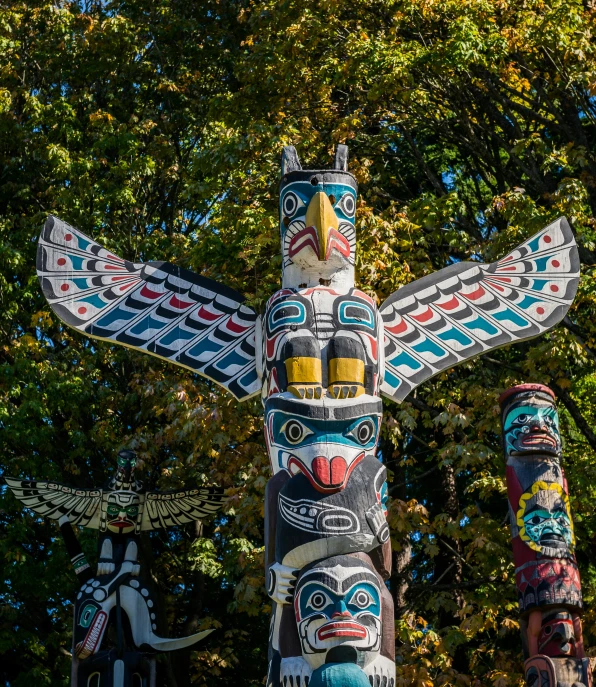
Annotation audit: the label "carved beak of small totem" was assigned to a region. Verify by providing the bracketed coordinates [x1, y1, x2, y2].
[305, 191, 339, 261]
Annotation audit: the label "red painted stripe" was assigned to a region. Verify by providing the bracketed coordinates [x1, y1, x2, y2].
[437, 295, 459, 311]
[169, 295, 193, 310]
[196, 305, 223, 322]
[387, 319, 408, 335]
[226, 318, 249, 334]
[140, 284, 162, 299]
[461, 285, 486, 300]
[411, 307, 434, 323]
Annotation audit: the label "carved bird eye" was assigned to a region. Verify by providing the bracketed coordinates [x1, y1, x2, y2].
[336, 193, 355, 217]
[282, 192, 303, 218]
[347, 419, 376, 445]
[281, 419, 313, 445]
[349, 589, 374, 609]
[307, 591, 329, 610]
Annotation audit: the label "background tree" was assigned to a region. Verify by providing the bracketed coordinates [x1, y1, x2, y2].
[1, 1, 595, 685]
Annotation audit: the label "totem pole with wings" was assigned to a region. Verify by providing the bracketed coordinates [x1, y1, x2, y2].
[6, 449, 225, 686]
[10, 144, 580, 686]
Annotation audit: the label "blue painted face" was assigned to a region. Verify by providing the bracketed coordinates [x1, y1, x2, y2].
[523, 507, 573, 549]
[279, 174, 357, 286]
[298, 581, 381, 621]
[265, 395, 382, 492]
[503, 402, 561, 457]
[294, 557, 383, 667]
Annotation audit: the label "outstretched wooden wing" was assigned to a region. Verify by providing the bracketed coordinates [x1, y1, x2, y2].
[380, 217, 580, 401]
[37, 216, 260, 401]
[141, 486, 226, 530]
[5, 477, 102, 528]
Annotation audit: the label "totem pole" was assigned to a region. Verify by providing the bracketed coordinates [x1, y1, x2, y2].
[30, 145, 579, 686]
[500, 384, 592, 687]
[6, 449, 225, 686]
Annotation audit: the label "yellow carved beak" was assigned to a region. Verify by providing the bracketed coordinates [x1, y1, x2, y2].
[305, 192, 339, 261]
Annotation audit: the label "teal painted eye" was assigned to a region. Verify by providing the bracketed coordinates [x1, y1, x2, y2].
[80, 604, 97, 628]
[335, 193, 355, 217]
[349, 589, 374, 609]
[126, 506, 138, 517]
[307, 590, 330, 611]
[282, 192, 305, 218]
[107, 505, 120, 516]
[281, 419, 314, 445]
[513, 414, 531, 424]
[346, 419, 376, 446]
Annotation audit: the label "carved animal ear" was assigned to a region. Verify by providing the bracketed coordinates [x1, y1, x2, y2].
[334, 144, 349, 171]
[281, 146, 302, 175]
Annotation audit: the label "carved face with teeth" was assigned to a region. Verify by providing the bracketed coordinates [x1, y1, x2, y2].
[500, 384, 561, 459]
[74, 592, 110, 659]
[294, 555, 382, 669]
[264, 395, 382, 492]
[103, 491, 140, 534]
[517, 481, 575, 557]
[280, 149, 357, 289]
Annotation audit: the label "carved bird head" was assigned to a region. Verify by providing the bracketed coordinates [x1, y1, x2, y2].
[280, 146, 357, 289]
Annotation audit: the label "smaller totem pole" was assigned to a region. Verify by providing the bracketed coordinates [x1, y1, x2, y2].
[500, 384, 592, 687]
[6, 449, 225, 687]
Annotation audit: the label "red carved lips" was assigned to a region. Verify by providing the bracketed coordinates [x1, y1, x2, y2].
[317, 621, 367, 641]
[288, 226, 351, 261]
[76, 611, 108, 658]
[109, 518, 134, 530]
[522, 432, 556, 448]
[288, 453, 364, 493]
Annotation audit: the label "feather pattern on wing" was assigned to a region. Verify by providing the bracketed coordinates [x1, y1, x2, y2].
[37, 216, 260, 401]
[141, 486, 226, 530]
[5, 477, 102, 528]
[380, 217, 580, 401]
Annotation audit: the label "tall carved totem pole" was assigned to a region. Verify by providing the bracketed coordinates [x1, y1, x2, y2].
[6, 449, 225, 686]
[500, 384, 592, 687]
[8, 145, 582, 686]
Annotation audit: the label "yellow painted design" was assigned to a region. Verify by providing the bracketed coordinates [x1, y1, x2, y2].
[287, 384, 323, 400]
[285, 356, 322, 384]
[328, 384, 364, 399]
[516, 480, 575, 552]
[328, 357, 365, 385]
[305, 192, 339, 261]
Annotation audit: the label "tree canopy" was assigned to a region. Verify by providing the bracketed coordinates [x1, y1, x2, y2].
[1, 1, 596, 685]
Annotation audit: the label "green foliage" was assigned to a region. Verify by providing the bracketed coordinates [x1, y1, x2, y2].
[1, 1, 596, 685]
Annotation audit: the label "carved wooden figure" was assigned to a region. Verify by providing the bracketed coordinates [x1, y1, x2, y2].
[500, 384, 592, 687]
[6, 449, 225, 687]
[31, 145, 580, 685]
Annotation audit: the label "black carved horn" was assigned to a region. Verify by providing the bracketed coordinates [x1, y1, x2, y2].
[334, 144, 349, 171]
[281, 146, 302, 175]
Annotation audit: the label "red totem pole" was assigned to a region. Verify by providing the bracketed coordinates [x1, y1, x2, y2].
[500, 384, 592, 686]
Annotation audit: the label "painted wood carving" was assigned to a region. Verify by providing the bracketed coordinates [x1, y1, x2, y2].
[500, 384, 592, 687]
[28, 145, 580, 686]
[6, 449, 225, 686]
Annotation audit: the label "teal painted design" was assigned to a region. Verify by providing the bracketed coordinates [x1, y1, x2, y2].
[268, 300, 307, 332]
[96, 306, 137, 327]
[463, 315, 499, 335]
[338, 302, 375, 330]
[412, 337, 447, 358]
[309, 662, 370, 687]
[437, 327, 473, 346]
[387, 351, 422, 372]
[492, 308, 529, 327]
